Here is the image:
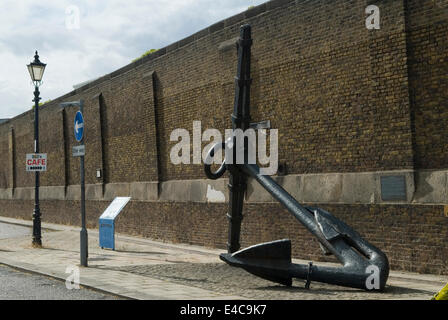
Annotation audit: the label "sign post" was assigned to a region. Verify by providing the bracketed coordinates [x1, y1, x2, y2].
[60, 99, 87, 267]
[77, 104, 88, 267]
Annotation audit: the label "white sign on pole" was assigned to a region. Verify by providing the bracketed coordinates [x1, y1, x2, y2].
[26, 153, 47, 172]
[72, 145, 85, 157]
[99, 197, 131, 220]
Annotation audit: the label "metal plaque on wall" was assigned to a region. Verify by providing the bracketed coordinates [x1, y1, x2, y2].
[380, 175, 407, 201]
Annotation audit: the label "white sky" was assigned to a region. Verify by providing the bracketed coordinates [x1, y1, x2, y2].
[0, 0, 266, 118]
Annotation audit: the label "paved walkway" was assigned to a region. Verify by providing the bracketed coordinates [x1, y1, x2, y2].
[0, 216, 446, 300]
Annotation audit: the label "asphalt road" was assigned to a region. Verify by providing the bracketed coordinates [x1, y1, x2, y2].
[0, 263, 124, 300]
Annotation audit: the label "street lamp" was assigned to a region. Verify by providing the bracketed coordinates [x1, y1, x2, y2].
[27, 51, 46, 247]
[27, 52, 46, 85]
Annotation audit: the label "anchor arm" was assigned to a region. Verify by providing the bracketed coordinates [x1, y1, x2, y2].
[239, 163, 389, 290]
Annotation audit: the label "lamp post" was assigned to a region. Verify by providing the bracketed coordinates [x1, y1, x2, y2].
[27, 51, 46, 247]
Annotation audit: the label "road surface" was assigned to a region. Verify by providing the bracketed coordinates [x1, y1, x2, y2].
[0, 263, 124, 300]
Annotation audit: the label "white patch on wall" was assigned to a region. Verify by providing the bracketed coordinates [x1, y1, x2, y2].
[206, 184, 225, 203]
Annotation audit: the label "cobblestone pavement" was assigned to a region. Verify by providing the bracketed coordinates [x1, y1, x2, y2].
[105, 263, 436, 300]
[0, 216, 445, 300]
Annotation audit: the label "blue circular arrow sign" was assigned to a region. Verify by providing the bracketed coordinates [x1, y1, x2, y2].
[74, 111, 84, 142]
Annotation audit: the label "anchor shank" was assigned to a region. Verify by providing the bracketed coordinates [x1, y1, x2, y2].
[242, 163, 345, 262]
[226, 24, 253, 253]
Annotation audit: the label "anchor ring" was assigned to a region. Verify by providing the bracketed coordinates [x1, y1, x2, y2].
[204, 142, 227, 180]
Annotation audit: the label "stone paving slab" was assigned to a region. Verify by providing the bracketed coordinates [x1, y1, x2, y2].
[0, 216, 446, 300]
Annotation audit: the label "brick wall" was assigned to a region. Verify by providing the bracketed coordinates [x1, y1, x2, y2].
[39, 108, 65, 186]
[3, 0, 423, 186]
[406, 0, 448, 170]
[101, 71, 159, 183]
[0, 125, 10, 189]
[0, 0, 447, 275]
[12, 114, 34, 188]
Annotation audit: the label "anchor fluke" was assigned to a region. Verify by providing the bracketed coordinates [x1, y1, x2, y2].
[220, 239, 293, 286]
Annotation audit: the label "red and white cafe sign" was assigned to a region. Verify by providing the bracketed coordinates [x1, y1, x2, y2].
[26, 153, 47, 172]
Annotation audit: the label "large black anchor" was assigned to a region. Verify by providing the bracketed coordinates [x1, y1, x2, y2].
[204, 24, 389, 290]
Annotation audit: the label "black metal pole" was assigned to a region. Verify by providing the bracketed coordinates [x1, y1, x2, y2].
[32, 85, 42, 247]
[79, 100, 88, 267]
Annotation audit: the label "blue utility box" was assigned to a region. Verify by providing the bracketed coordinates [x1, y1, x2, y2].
[99, 197, 131, 250]
[99, 219, 115, 249]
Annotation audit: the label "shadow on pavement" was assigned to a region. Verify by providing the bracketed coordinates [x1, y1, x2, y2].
[114, 249, 167, 255]
[254, 284, 432, 296]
